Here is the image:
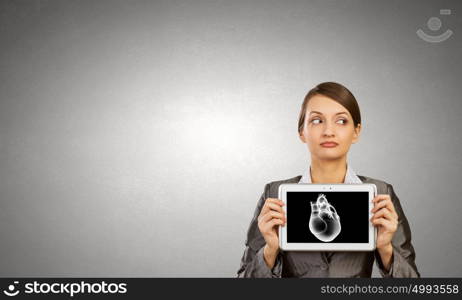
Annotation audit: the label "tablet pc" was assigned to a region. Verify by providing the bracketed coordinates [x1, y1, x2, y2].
[278, 183, 377, 251]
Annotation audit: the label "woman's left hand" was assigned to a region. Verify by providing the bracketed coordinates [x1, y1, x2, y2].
[371, 194, 398, 250]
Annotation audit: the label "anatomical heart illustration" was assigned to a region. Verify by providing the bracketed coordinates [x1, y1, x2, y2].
[309, 193, 341, 242]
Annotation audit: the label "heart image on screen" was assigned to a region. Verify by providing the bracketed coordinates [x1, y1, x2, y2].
[309, 193, 341, 242]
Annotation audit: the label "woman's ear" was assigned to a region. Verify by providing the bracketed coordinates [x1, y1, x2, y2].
[299, 132, 307, 143]
[352, 123, 361, 144]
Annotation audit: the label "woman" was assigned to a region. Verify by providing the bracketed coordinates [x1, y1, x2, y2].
[237, 82, 420, 278]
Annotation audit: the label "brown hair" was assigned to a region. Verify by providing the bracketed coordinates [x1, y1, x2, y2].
[298, 82, 361, 134]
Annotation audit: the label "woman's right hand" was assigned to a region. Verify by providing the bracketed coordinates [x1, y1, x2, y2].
[257, 198, 286, 252]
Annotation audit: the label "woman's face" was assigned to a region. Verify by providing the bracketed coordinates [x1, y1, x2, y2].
[299, 94, 361, 161]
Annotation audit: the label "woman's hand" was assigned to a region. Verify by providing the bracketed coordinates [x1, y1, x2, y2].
[258, 198, 286, 255]
[371, 194, 398, 270]
[371, 194, 398, 248]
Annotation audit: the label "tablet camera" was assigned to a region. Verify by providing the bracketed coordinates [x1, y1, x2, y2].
[309, 193, 341, 242]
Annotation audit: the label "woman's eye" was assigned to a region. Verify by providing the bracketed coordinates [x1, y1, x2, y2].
[310, 119, 347, 125]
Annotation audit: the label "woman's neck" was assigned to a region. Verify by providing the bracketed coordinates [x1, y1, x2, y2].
[309, 158, 348, 183]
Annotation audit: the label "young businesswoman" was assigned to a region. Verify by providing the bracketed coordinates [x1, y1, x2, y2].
[237, 82, 420, 277]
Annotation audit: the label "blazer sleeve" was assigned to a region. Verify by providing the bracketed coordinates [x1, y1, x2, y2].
[236, 183, 284, 278]
[374, 183, 421, 278]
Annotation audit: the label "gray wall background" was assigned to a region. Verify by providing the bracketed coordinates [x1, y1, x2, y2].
[1, 0, 461, 277]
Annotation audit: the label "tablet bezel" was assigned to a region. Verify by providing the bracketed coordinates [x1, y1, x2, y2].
[278, 183, 377, 251]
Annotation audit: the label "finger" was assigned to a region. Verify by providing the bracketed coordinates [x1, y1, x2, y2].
[371, 200, 387, 213]
[261, 198, 284, 215]
[258, 210, 285, 224]
[372, 218, 398, 232]
[374, 200, 398, 220]
[261, 203, 285, 217]
[267, 198, 284, 206]
[371, 198, 396, 216]
[264, 202, 285, 214]
[372, 208, 395, 221]
[372, 196, 392, 208]
[372, 194, 391, 203]
[260, 211, 286, 223]
[261, 218, 284, 232]
[371, 208, 395, 222]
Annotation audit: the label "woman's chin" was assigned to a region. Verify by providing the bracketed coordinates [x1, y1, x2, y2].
[315, 152, 344, 161]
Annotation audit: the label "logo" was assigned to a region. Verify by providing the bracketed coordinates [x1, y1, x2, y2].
[2, 280, 127, 297]
[3, 281, 20, 297]
[417, 9, 453, 43]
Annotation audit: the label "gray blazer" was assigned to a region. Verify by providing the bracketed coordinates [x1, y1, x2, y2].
[237, 175, 420, 278]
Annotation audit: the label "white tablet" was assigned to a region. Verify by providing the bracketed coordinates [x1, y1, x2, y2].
[278, 183, 377, 251]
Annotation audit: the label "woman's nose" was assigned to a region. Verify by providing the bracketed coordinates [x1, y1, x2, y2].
[322, 122, 336, 136]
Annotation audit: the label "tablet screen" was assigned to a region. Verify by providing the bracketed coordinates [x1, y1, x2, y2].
[287, 191, 369, 243]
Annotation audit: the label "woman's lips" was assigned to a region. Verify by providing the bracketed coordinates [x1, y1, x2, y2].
[320, 142, 338, 148]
